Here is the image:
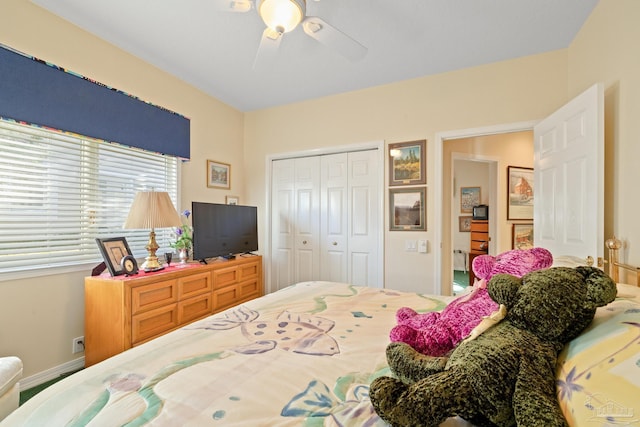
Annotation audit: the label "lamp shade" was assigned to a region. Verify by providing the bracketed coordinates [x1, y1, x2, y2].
[123, 191, 182, 230]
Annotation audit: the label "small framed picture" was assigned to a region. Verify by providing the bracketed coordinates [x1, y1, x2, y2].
[95, 237, 134, 276]
[388, 140, 427, 186]
[507, 166, 534, 220]
[207, 160, 231, 189]
[226, 195, 239, 205]
[459, 216, 473, 232]
[389, 187, 426, 231]
[460, 186, 481, 213]
[512, 223, 534, 249]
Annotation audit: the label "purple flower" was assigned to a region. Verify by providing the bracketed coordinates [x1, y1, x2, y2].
[175, 228, 183, 236]
[182, 209, 191, 219]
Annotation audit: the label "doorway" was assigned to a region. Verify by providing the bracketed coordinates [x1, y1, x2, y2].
[434, 122, 537, 296]
[451, 155, 497, 295]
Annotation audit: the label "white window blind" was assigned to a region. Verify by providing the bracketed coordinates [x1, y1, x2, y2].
[0, 119, 179, 274]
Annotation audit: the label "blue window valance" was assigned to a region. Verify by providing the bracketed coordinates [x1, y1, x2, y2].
[0, 44, 190, 159]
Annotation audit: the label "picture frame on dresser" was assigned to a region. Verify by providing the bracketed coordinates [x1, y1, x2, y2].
[95, 237, 134, 276]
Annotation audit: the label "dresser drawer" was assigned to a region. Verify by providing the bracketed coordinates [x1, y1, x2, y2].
[238, 279, 260, 300]
[471, 221, 489, 232]
[131, 280, 178, 315]
[212, 266, 238, 289]
[238, 261, 259, 281]
[470, 231, 488, 242]
[179, 293, 213, 324]
[132, 304, 178, 344]
[213, 285, 239, 312]
[178, 272, 212, 299]
[470, 240, 488, 252]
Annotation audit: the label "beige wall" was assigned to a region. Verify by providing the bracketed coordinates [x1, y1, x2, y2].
[1, 0, 243, 377]
[2, 0, 639, 381]
[568, 0, 640, 276]
[244, 51, 567, 293]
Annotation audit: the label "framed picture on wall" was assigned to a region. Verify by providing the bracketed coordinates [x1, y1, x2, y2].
[507, 166, 533, 220]
[207, 160, 231, 189]
[389, 187, 426, 231]
[388, 140, 427, 186]
[460, 186, 481, 213]
[459, 216, 472, 232]
[512, 223, 534, 249]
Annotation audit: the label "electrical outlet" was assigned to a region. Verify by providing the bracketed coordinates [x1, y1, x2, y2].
[72, 336, 85, 354]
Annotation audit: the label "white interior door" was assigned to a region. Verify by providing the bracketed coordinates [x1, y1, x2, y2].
[294, 156, 321, 282]
[347, 150, 380, 286]
[270, 159, 295, 289]
[271, 148, 381, 291]
[320, 153, 348, 282]
[533, 83, 604, 264]
[316, 150, 381, 286]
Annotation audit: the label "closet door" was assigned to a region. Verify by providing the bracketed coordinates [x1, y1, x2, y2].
[271, 149, 380, 291]
[320, 153, 348, 282]
[348, 150, 379, 286]
[319, 150, 380, 286]
[270, 157, 320, 291]
[293, 157, 321, 283]
[271, 159, 295, 289]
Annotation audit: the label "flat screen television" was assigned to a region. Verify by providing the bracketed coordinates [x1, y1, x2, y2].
[191, 202, 258, 262]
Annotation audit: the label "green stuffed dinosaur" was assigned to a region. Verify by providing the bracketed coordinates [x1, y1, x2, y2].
[370, 266, 617, 427]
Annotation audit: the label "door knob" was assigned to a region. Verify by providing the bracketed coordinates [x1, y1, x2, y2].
[302, 240, 307, 245]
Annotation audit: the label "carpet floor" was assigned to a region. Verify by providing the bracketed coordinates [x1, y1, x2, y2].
[19, 369, 82, 405]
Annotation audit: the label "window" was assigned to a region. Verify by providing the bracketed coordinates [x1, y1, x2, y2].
[0, 119, 179, 275]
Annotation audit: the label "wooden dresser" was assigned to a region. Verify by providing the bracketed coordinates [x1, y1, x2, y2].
[84, 255, 262, 366]
[468, 220, 489, 285]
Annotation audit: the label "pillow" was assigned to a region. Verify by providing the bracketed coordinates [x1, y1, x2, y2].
[556, 283, 640, 426]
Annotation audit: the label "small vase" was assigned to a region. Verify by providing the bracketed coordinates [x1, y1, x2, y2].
[178, 248, 188, 264]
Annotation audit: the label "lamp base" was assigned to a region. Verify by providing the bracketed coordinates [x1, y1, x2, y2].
[141, 256, 163, 272]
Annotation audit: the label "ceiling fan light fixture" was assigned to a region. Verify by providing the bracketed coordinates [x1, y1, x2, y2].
[258, 0, 306, 34]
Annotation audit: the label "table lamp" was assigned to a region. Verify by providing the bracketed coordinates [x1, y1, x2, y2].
[123, 191, 182, 272]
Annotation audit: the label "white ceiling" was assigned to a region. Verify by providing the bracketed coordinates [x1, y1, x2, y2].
[31, 0, 598, 112]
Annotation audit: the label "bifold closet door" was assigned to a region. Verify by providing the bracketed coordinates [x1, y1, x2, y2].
[320, 151, 379, 286]
[271, 150, 379, 291]
[345, 150, 379, 286]
[271, 157, 320, 291]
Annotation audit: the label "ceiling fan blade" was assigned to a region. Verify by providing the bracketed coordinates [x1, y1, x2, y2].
[253, 27, 283, 68]
[302, 16, 367, 61]
[214, 0, 254, 12]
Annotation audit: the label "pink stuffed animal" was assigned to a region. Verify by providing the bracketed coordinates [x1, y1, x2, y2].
[389, 247, 553, 356]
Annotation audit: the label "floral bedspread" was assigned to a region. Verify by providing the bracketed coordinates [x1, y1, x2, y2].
[3, 281, 456, 426]
[5, 281, 637, 427]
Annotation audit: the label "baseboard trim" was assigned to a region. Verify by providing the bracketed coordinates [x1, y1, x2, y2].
[19, 357, 85, 391]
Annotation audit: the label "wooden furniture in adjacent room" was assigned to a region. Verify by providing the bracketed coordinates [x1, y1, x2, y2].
[468, 220, 489, 286]
[84, 255, 262, 366]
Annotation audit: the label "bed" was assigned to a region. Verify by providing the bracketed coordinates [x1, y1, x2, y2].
[3, 257, 639, 426]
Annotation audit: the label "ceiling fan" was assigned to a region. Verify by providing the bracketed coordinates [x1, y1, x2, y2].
[217, 0, 367, 67]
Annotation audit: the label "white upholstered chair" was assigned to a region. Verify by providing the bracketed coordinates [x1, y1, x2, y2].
[0, 357, 23, 421]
